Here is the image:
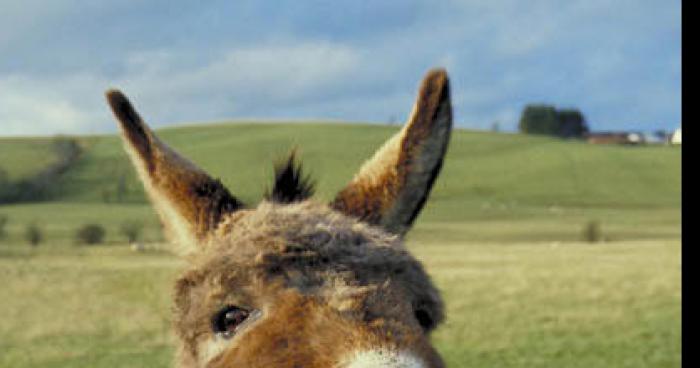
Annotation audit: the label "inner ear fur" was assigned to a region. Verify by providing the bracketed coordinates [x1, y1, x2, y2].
[331, 68, 452, 236]
[105, 90, 242, 253]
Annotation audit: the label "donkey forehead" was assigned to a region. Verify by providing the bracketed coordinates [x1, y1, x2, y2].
[193, 201, 418, 284]
[214, 201, 401, 253]
[181, 201, 440, 304]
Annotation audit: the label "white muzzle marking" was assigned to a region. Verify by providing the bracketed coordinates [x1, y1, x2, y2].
[343, 350, 426, 368]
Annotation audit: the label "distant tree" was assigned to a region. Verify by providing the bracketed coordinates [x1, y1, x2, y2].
[75, 223, 106, 245]
[25, 223, 43, 247]
[582, 220, 603, 243]
[556, 109, 589, 138]
[519, 104, 588, 138]
[120, 221, 143, 244]
[518, 104, 560, 136]
[490, 121, 500, 133]
[0, 214, 8, 240]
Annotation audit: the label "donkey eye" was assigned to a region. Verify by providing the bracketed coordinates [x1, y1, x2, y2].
[212, 306, 250, 338]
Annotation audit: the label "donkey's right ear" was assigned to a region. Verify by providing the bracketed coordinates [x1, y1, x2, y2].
[105, 90, 243, 254]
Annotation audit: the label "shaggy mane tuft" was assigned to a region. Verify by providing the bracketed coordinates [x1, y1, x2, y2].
[265, 151, 315, 203]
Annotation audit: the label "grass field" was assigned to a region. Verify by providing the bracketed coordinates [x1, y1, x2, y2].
[0, 240, 681, 367]
[0, 123, 682, 367]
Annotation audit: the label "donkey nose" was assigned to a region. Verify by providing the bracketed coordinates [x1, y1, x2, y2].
[343, 350, 427, 368]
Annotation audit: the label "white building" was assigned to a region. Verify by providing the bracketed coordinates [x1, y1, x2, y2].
[671, 127, 682, 145]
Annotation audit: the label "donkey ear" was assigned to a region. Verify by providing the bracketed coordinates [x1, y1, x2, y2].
[331, 69, 452, 236]
[105, 90, 243, 254]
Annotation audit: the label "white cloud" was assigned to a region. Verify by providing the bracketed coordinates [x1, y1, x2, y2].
[0, 1, 681, 135]
[116, 42, 364, 124]
[0, 74, 104, 136]
[0, 42, 365, 135]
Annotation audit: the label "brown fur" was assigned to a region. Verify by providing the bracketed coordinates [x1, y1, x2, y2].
[106, 90, 242, 252]
[331, 69, 452, 236]
[105, 69, 453, 367]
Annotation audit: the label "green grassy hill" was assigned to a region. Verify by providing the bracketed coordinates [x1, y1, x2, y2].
[0, 137, 58, 180]
[0, 122, 681, 244]
[39, 123, 682, 207]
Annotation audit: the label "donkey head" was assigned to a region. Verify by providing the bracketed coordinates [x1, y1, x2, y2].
[106, 69, 452, 368]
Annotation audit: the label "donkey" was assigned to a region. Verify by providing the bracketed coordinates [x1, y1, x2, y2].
[105, 68, 452, 368]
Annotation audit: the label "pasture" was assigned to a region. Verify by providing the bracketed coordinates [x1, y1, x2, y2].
[0, 123, 681, 367]
[0, 239, 681, 367]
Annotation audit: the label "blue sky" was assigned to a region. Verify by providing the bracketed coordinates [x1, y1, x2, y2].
[0, 0, 681, 136]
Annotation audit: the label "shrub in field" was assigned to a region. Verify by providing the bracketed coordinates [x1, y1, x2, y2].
[120, 221, 143, 244]
[582, 220, 602, 243]
[75, 224, 106, 245]
[0, 214, 8, 240]
[25, 223, 43, 246]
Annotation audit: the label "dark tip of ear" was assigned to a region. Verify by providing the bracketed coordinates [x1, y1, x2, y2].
[105, 89, 144, 129]
[105, 88, 153, 164]
[105, 88, 125, 101]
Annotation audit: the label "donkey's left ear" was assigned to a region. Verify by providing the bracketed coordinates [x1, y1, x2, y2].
[331, 68, 452, 236]
[106, 90, 243, 254]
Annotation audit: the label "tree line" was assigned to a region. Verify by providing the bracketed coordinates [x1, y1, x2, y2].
[0, 137, 82, 203]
